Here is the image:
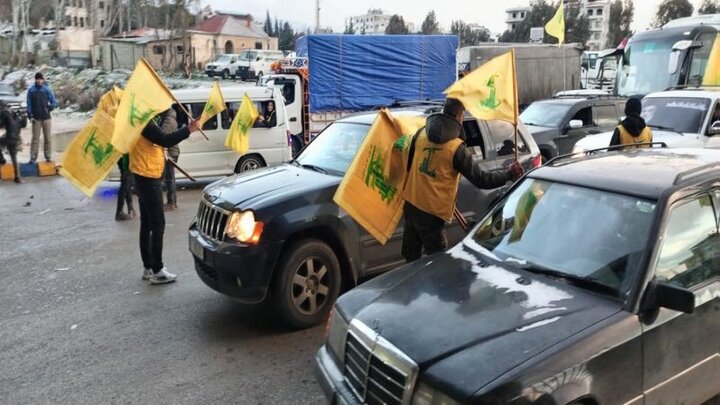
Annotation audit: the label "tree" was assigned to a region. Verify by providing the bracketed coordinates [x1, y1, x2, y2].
[264, 10, 273, 36]
[385, 14, 409, 34]
[606, 0, 634, 48]
[565, 4, 591, 46]
[420, 10, 440, 34]
[451, 20, 491, 47]
[278, 21, 296, 51]
[274, 17, 280, 39]
[344, 20, 355, 35]
[698, 0, 719, 14]
[653, 0, 693, 27]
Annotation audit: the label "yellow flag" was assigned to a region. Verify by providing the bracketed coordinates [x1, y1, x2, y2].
[445, 51, 518, 125]
[545, 2, 565, 44]
[225, 94, 259, 155]
[59, 111, 121, 197]
[198, 81, 227, 127]
[333, 110, 426, 244]
[111, 58, 175, 153]
[703, 34, 720, 85]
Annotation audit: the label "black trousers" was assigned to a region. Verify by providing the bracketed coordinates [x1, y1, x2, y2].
[116, 161, 134, 215]
[0, 135, 20, 180]
[134, 174, 165, 272]
[401, 202, 448, 263]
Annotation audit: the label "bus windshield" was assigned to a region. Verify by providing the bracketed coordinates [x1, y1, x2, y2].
[617, 38, 677, 97]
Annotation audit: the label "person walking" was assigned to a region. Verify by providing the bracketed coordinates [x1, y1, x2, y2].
[0, 102, 22, 183]
[161, 107, 180, 211]
[401, 98, 523, 263]
[609, 98, 653, 149]
[115, 154, 135, 221]
[131, 110, 198, 284]
[26, 72, 57, 164]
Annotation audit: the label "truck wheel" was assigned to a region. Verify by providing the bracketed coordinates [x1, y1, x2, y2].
[222, 69, 229, 79]
[234, 155, 264, 173]
[272, 239, 341, 329]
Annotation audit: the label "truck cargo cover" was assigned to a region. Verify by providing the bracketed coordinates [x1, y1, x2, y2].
[295, 35, 458, 112]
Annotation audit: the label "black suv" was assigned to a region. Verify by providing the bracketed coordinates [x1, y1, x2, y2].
[316, 147, 720, 405]
[520, 93, 625, 161]
[188, 105, 541, 328]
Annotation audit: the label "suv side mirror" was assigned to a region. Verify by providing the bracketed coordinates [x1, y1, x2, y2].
[256, 57, 262, 61]
[709, 120, 720, 136]
[569, 119, 583, 130]
[643, 281, 695, 314]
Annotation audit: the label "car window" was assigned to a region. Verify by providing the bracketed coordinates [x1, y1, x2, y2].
[641, 97, 711, 134]
[710, 103, 720, 130]
[462, 120, 485, 158]
[571, 106, 594, 127]
[595, 105, 619, 127]
[483, 120, 529, 158]
[656, 195, 719, 289]
[221, 101, 266, 129]
[519, 102, 572, 128]
[188, 103, 218, 130]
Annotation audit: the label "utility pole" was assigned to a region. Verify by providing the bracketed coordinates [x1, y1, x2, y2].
[315, 0, 320, 33]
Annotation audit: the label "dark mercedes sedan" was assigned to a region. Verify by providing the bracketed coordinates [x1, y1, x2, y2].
[188, 105, 541, 328]
[315, 148, 720, 404]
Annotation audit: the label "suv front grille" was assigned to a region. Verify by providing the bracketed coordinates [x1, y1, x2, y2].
[196, 200, 229, 241]
[342, 320, 417, 405]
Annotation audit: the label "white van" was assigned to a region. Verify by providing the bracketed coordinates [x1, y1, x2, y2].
[109, 83, 292, 180]
[236, 49, 284, 81]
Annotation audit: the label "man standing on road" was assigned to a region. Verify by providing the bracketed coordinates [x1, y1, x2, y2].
[26, 72, 57, 164]
[402, 98, 523, 263]
[609, 98, 653, 149]
[0, 101, 23, 183]
[131, 110, 198, 285]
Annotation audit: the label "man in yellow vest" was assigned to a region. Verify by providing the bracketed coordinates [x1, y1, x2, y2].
[609, 98, 653, 149]
[402, 98, 523, 262]
[131, 111, 199, 284]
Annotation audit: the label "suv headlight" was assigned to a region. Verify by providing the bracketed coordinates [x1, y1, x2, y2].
[413, 382, 460, 405]
[226, 210, 264, 244]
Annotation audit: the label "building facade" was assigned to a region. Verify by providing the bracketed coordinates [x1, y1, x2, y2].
[100, 28, 186, 71]
[348, 9, 392, 35]
[505, 6, 530, 32]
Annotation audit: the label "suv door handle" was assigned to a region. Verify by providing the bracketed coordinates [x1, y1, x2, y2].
[289, 117, 297, 122]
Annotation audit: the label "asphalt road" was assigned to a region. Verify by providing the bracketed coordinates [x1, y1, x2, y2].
[0, 177, 326, 404]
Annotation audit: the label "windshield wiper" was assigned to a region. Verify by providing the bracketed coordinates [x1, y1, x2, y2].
[514, 261, 619, 297]
[300, 163, 327, 174]
[649, 124, 684, 137]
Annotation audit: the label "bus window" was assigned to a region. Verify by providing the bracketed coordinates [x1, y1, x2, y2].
[686, 33, 717, 87]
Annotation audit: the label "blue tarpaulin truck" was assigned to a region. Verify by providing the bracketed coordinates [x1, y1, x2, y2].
[263, 34, 459, 145]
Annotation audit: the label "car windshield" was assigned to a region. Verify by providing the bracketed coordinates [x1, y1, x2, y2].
[0, 83, 13, 95]
[520, 103, 572, 128]
[215, 55, 233, 63]
[239, 50, 257, 60]
[617, 38, 676, 97]
[472, 179, 656, 295]
[642, 97, 710, 134]
[294, 122, 369, 175]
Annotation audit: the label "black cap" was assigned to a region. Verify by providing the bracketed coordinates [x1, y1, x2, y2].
[35, 72, 44, 80]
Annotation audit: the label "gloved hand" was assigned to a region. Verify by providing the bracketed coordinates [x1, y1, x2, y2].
[508, 161, 524, 181]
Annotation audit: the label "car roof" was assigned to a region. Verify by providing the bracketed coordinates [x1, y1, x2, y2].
[531, 97, 624, 106]
[173, 84, 273, 102]
[530, 148, 720, 200]
[645, 89, 720, 101]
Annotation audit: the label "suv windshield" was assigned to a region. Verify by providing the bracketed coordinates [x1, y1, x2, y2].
[472, 179, 656, 294]
[520, 103, 572, 128]
[617, 38, 676, 97]
[642, 97, 711, 134]
[239, 50, 258, 60]
[294, 122, 369, 174]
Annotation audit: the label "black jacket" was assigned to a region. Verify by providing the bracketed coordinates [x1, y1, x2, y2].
[0, 109, 20, 142]
[610, 114, 647, 147]
[411, 113, 511, 189]
[141, 121, 190, 147]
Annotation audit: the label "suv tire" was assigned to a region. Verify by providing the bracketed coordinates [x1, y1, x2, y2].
[272, 239, 341, 329]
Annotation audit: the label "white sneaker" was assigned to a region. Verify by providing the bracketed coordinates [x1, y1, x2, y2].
[149, 268, 178, 285]
[142, 268, 153, 280]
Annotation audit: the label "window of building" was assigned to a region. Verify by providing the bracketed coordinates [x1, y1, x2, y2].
[597, 8, 603, 15]
[512, 12, 517, 18]
[176, 45, 184, 54]
[99, 1, 104, 8]
[153, 45, 165, 55]
[255, 42, 262, 49]
[521, 12, 525, 18]
[100, 20, 104, 27]
[73, 16, 78, 26]
[80, 17, 84, 28]
[588, 9, 593, 15]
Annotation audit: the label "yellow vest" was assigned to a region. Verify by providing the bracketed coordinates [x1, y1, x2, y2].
[130, 136, 165, 179]
[618, 125, 652, 149]
[403, 130, 464, 223]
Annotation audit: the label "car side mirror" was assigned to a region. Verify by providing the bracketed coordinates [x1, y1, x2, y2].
[643, 281, 695, 314]
[569, 119, 583, 130]
[256, 57, 261, 61]
[709, 120, 720, 136]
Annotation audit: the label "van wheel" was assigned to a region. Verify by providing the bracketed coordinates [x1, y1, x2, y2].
[272, 239, 341, 329]
[234, 155, 264, 173]
[222, 69, 229, 79]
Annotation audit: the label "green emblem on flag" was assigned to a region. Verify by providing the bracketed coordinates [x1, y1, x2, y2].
[478, 74, 501, 111]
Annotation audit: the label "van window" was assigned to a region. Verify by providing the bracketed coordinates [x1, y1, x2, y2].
[187, 103, 218, 130]
[221, 101, 271, 129]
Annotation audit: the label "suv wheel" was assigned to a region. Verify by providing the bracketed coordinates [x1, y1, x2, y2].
[222, 69, 229, 79]
[234, 155, 264, 173]
[272, 240, 341, 328]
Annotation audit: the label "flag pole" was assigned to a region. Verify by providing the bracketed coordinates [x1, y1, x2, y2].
[562, 43, 566, 91]
[139, 57, 209, 141]
[512, 49, 520, 162]
[168, 158, 196, 182]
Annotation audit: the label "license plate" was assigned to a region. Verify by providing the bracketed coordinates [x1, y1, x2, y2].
[190, 238, 204, 260]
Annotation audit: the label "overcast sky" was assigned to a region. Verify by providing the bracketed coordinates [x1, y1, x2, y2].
[206, 0, 709, 35]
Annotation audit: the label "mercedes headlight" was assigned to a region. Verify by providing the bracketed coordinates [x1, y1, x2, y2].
[326, 308, 349, 361]
[226, 210, 264, 244]
[412, 382, 460, 405]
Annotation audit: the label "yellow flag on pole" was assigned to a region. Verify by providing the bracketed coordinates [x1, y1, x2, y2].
[445, 51, 518, 125]
[703, 34, 720, 85]
[333, 110, 426, 244]
[198, 81, 227, 127]
[111, 58, 175, 153]
[225, 94, 259, 155]
[545, 2, 565, 44]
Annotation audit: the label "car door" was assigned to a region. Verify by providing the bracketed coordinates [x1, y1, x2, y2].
[641, 192, 720, 404]
[554, 105, 596, 155]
